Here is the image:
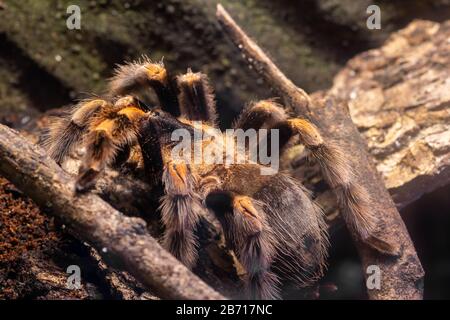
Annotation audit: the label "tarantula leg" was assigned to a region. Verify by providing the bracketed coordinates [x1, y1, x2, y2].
[232, 195, 263, 233]
[136, 119, 164, 185]
[43, 99, 111, 164]
[159, 160, 203, 269]
[205, 191, 281, 300]
[111, 144, 131, 168]
[76, 102, 146, 192]
[176, 69, 218, 125]
[108, 57, 179, 115]
[236, 100, 394, 254]
[233, 99, 286, 130]
[273, 118, 395, 254]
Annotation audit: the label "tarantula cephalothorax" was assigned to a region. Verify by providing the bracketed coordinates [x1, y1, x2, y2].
[44, 57, 388, 299]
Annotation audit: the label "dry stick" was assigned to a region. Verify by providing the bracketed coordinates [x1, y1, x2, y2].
[217, 4, 424, 300]
[0, 124, 225, 300]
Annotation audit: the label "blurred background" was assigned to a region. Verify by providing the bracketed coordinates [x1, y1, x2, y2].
[0, 0, 449, 299]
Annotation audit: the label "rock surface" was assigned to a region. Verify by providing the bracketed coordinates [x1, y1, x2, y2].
[328, 20, 450, 208]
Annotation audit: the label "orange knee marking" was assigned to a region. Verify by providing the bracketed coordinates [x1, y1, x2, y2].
[117, 107, 146, 122]
[167, 161, 190, 193]
[178, 69, 201, 86]
[233, 196, 263, 232]
[94, 119, 116, 137]
[145, 63, 167, 84]
[288, 119, 323, 146]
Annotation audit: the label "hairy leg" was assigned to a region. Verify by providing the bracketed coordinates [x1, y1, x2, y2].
[235, 100, 393, 254]
[159, 160, 205, 269]
[43, 99, 112, 164]
[205, 190, 280, 299]
[108, 57, 179, 116]
[233, 99, 286, 130]
[273, 118, 394, 253]
[176, 69, 217, 126]
[75, 98, 147, 191]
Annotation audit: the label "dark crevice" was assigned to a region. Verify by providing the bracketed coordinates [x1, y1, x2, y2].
[0, 33, 72, 111]
[262, 0, 376, 65]
[91, 34, 132, 74]
[402, 185, 450, 299]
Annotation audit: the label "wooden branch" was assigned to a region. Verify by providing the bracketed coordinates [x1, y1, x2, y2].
[217, 4, 424, 299]
[0, 123, 225, 300]
[87, 246, 158, 300]
[215, 5, 311, 116]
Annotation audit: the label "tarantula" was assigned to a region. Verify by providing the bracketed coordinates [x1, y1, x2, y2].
[44, 57, 386, 299]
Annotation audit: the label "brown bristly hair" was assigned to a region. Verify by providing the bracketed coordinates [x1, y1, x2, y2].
[42, 99, 111, 164]
[176, 69, 218, 125]
[294, 122, 395, 254]
[107, 55, 165, 97]
[159, 162, 204, 268]
[75, 104, 146, 191]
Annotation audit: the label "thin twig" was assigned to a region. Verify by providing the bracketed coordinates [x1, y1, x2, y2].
[216, 4, 424, 299]
[0, 123, 225, 300]
[216, 4, 312, 116]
